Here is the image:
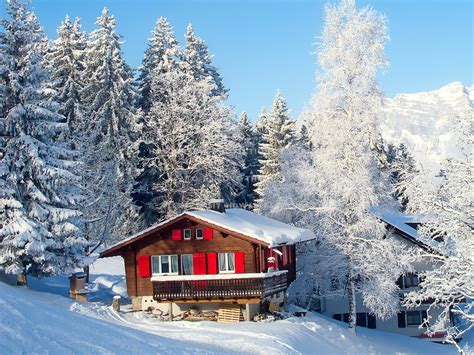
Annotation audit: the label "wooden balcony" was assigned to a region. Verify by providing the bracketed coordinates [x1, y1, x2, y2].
[151, 271, 288, 302]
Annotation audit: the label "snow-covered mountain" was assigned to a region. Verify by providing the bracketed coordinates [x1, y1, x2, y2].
[378, 82, 473, 177]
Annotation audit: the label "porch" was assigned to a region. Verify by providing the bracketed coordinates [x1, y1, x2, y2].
[151, 271, 288, 302]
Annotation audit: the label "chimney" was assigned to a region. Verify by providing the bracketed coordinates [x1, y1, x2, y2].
[209, 199, 225, 213]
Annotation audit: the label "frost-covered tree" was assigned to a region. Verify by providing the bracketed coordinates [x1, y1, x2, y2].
[46, 15, 87, 139]
[184, 24, 226, 98]
[404, 112, 473, 352]
[141, 58, 242, 220]
[255, 90, 295, 210]
[80, 8, 140, 245]
[235, 111, 260, 206]
[274, 0, 412, 329]
[0, 0, 88, 283]
[136, 17, 181, 113]
[390, 143, 419, 210]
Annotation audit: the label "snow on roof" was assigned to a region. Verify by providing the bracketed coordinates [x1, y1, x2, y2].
[370, 207, 439, 249]
[101, 208, 315, 256]
[187, 208, 316, 246]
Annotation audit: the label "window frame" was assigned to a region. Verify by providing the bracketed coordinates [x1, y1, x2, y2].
[183, 229, 192, 240]
[403, 273, 419, 288]
[151, 254, 179, 275]
[180, 254, 194, 275]
[406, 311, 422, 326]
[195, 228, 204, 240]
[218, 252, 235, 274]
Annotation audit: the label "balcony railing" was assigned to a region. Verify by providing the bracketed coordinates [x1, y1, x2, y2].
[151, 271, 288, 301]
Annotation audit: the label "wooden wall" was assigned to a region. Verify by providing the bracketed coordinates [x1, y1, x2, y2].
[122, 218, 259, 297]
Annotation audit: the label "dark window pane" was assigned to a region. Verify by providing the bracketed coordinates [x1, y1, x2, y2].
[343, 313, 349, 323]
[367, 314, 376, 329]
[356, 313, 367, 327]
[333, 314, 342, 321]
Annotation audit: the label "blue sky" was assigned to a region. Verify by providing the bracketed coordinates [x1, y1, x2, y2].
[3, 0, 472, 120]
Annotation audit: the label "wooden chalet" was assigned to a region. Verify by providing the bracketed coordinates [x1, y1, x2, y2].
[99, 200, 315, 320]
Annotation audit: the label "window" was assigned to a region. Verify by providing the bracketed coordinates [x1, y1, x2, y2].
[406, 311, 422, 326]
[218, 252, 235, 273]
[151, 255, 178, 275]
[183, 229, 191, 240]
[181, 254, 193, 275]
[403, 273, 419, 288]
[196, 229, 203, 240]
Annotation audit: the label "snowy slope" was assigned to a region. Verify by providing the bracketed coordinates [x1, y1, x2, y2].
[0, 257, 458, 355]
[378, 82, 473, 177]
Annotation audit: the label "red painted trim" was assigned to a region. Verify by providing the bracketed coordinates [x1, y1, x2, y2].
[235, 251, 245, 273]
[172, 229, 182, 241]
[193, 253, 206, 275]
[138, 255, 151, 277]
[203, 228, 213, 240]
[207, 253, 217, 274]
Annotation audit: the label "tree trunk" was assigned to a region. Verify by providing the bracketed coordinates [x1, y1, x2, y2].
[84, 265, 90, 283]
[17, 267, 27, 286]
[348, 277, 357, 332]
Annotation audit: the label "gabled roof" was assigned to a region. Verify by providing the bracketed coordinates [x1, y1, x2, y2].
[100, 208, 316, 257]
[370, 207, 439, 250]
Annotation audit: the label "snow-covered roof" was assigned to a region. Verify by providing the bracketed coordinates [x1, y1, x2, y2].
[370, 207, 439, 249]
[187, 208, 315, 246]
[100, 208, 316, 256]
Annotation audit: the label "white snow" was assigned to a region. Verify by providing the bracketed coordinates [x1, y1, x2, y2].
[0, 256, 458, 355]
[370, 207, 440, 249]
[105, 208, 316, 253]
[188, 208, 316, 246]
[378, 82, 473, 180]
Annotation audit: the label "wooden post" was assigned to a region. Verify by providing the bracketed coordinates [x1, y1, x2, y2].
[169, 303, 173, 321]
[113, 296, 121, 312]
[17, 271, 27, 286]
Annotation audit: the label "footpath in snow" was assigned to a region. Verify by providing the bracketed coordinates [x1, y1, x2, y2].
[0, 257, 460, 354]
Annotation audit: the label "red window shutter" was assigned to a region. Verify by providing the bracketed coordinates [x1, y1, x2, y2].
[207, 253, 217, 274]
[172, 229, 182, 240]
[193, 253, 206, 275]
[235, 251, 245, 273]
[203, 228, 213, 240]
[138, 256, 151, 277]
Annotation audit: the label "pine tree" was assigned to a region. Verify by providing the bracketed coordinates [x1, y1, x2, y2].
[255, 90, 295, 210]
[184, 24, 226, 98]
[0, 0, 88, 282]
[236, 111, 260, 207]
[80, 8, 140, 245]
[47, 16, 87, 138]
[137, 17, 181, 113]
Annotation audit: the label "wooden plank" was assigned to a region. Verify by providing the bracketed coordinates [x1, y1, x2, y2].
[218, 304, 243, 323]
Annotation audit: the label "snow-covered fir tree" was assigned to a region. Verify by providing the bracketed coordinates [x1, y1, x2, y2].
[0, 0, 89, 283]
[255, 90, 295, 211]
[80, 8, 140, 245]
[46, 15, 87, 138]
[235, 111, 260, 207]
[136, 17, 181, 114]
[184, 24, 226, 98]
[141, 57, 242, 220]
[389, 143, 419, 210]
[134, 17, 182, 225]
[403, 111, 473, 351]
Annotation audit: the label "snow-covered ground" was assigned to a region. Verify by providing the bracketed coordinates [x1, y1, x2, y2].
[0, 257, 461, 354]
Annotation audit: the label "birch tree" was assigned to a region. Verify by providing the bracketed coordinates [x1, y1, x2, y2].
[403, 111, 473, 352]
